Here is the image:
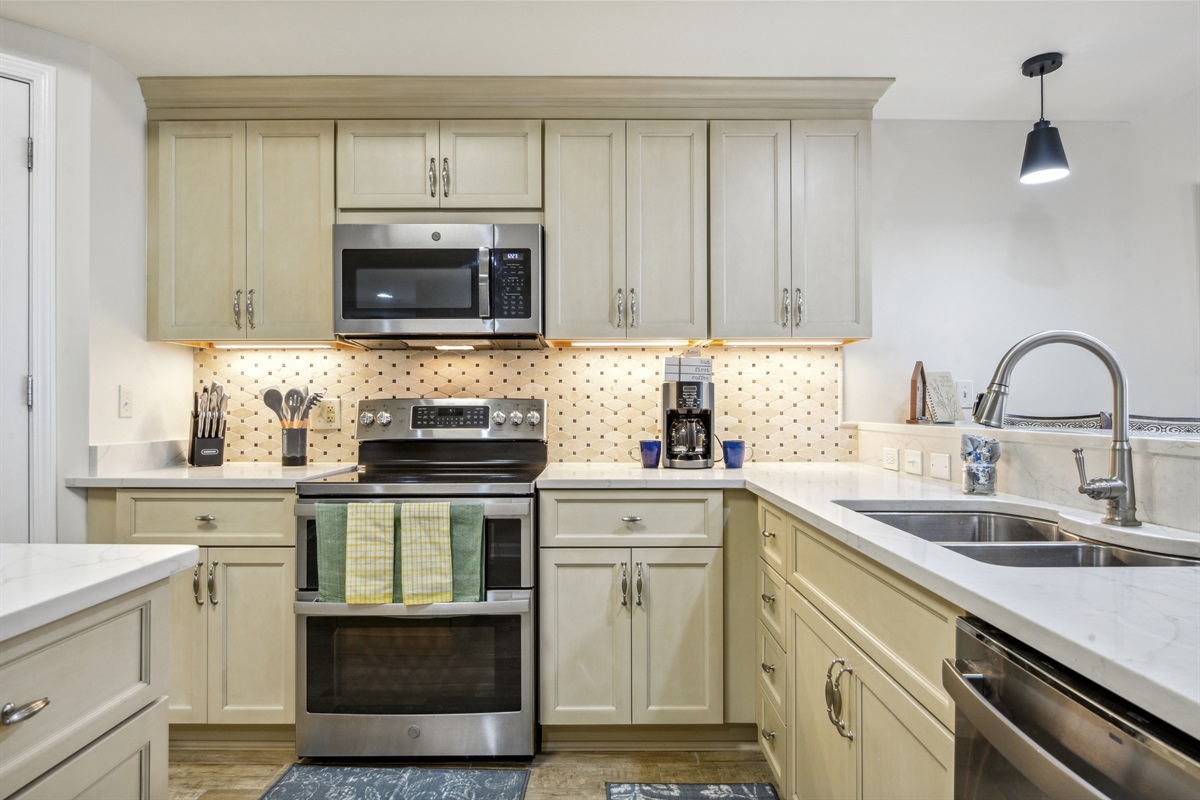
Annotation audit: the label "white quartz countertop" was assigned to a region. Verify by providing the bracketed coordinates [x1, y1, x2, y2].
[0, 543, 199, 642]
[537, 462, 1200, 739]
[66, 462, 354, 489]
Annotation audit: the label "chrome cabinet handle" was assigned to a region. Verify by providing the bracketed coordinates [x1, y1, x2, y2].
[761, 592, 776, 604]
[192, 562, 205, 605]
[761, 529, 776, 539]
[477, 247, 492, 318]
[635, 561, 644, 606]
[782, 288, 790, 327]
[207, 560, 219, 605]
[620, 561, 629, 606]
[629, 288, 638, 328]
[794, 288, 804, 325]
[761, 728, 777, 741]
[621, 515, 642, 523]
[233, 289, 242, 330]
[246, 289, 255, 329]
[428, 157, 437, 197]
[761, 661, 776, 674]
[2, 698, 50, 726]
[442, 157, 450, 197]
[615, 288, 624, 329]
[195, 514, 215, 522]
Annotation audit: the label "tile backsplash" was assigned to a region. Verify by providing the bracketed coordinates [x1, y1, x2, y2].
[194, 346, 854, 464]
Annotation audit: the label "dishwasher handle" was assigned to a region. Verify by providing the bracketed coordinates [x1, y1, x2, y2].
[941, 658, 1107, 800]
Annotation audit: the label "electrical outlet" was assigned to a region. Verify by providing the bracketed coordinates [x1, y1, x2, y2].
[930, 453, 951, 480]
[956, 380, 975, 408]
[118, 385, 133, 418]
[882, 447, 899, 471]
[311, 398, 341, 431]
[904, 449, 923, 475]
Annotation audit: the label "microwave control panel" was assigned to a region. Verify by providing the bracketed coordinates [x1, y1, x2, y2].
[494, 250, 532, 319]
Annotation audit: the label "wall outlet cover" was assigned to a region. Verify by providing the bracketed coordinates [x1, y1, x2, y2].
[882, 447, 899, 471]
[931, 453, 951, 480]
[311, 398, 341, 431]
[904, 449, 923, 475]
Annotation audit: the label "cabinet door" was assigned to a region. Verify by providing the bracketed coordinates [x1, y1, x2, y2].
[632, 547, 723, 724]
[791, 121, 870, 339]
[543, 120, 627, 339]
[335, 120, 439, 208]
[148, 121, 246, 341]
[786, 587, 855, 800]
[167, 553, 209, 723]
[246, 121, 335, 340]
[539, 548, 632, 724]
[206, 547, 296, 724]
[626, 121, 708, 339]
[709, 121, 791, 339]
[440, 120, 542, 208]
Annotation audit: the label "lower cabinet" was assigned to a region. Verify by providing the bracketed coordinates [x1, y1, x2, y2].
[540, 546, 723, 725]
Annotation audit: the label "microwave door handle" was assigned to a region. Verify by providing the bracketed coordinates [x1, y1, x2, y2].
[478, 247, 491, 318]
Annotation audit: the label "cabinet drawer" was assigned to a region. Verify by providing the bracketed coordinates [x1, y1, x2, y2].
[756, 560, 786, 645]
[115, 489, 294, 546]
[0, 584, 167, 797]
[756, 620, 786, 712]
[540, 490, 722, 547]
[757, 500, 788, 576]
[756, 691, 787, 793]
[787, 517, 961, 729]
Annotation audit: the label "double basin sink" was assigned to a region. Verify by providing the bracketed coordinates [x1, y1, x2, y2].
[840, 507, 1198, 568]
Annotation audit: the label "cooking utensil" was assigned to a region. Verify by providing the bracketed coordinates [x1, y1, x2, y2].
[199, 388, 210, 436]
[262, 387, 286, 422]
[217, 395, 229, 438]
[284, 388, 305, 422]
[207, 388, 220, 437]
[300, 391, 324, 421]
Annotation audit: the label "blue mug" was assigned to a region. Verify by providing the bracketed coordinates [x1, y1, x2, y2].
[722, 440, 752, 468]
[630, 440, 661, 468]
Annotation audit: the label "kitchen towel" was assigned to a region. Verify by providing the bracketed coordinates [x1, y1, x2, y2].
[400, 502, 454, 604]
[345, 502, 395, 604]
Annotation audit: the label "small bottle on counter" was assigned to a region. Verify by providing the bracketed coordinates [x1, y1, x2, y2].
[961, 435, 1000, 495]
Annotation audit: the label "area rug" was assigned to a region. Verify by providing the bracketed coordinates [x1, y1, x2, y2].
[607, 783, 779, 800]
[260, 764, 530, 800]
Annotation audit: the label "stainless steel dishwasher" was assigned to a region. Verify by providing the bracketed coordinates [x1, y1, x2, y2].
[943, 617, 1200, 799]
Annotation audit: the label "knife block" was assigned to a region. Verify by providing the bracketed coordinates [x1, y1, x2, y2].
[188, 431, 226, 466]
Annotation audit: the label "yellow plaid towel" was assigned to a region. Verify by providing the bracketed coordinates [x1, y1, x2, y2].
[400, 502, 453, 605]
[345, 503, 394, 604]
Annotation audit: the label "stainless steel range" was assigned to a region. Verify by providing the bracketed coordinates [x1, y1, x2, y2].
[294, 397, 546, 759]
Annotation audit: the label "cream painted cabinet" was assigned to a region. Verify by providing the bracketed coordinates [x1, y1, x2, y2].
[544, 120, 708, 340]
[710, 120, 870, 340]
[336, 119, 542, 208]
[148, 120, 335, 342]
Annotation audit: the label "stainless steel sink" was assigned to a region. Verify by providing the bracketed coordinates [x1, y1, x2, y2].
[860, 511, 1072, 543]
[943, 543, 1198, 568]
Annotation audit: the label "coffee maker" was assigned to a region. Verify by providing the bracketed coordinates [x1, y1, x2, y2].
[662, 381, 715, 469]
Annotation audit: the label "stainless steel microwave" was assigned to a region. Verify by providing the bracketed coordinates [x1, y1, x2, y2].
[333, 223, 543, 349]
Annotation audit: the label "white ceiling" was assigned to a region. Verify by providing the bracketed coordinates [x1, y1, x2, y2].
[1, 1, 1197, 120]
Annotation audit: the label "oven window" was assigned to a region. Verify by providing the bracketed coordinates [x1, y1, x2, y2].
[342, 249, 479, 319]
[305, 615, 522, 715]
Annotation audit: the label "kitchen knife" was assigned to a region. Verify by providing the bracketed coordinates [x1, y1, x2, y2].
[218, 394, 229, 438]
[198, 388, 210, 437]
[207, 389, 220, 437]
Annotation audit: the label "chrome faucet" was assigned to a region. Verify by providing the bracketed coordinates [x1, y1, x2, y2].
[973, 330, 1140, 526]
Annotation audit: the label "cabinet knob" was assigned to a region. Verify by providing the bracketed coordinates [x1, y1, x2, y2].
[761, 592, 776, 604]
[761, 728, 776, 741]
[621, 515, 643, 523]
[761, 661, 776, 674]
[761, 529, 776, 539]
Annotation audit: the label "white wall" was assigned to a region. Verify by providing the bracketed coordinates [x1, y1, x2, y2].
[848, 94, 1200, 423]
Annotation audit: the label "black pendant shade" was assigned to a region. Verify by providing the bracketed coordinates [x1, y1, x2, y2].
[1019, 52, 1071, 185]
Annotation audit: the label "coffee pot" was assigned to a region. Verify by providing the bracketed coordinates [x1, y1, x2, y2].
[662, 381, 715, 469]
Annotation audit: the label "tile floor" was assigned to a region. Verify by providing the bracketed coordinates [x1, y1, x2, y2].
[169, 746, 777, 800]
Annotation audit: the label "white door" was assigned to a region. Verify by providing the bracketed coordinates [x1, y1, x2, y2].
[0, 75, 31, 543]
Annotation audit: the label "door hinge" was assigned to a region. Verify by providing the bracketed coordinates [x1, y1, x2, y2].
[26, 375, 33, 409]
[27, 138, 33, 171]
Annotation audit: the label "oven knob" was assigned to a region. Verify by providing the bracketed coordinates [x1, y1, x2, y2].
[377, 411, 392, 427]
[508, 411, 524, 426]
[359, 412, 375, 427]
[491, 411, 507, 426]
[526, 410, 541, 426]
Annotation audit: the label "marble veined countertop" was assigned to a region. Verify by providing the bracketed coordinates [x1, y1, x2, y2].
[537, 462, 1200, 739]
[66, 462, 354, 489]
[0, 543, 199, 642]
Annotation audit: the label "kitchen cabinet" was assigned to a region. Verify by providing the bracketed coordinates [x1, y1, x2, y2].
[539, 490, 724, 726]
[112, 489, 296, 725]
[544, 120, 708, 340]
[710, 120, 870, 340]
[148, 120, 335, 342]
[336, 119, 542, 209]
[754, 498, 791, 793]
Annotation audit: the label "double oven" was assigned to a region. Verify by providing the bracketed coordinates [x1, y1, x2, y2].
[293, 398, 546, 758]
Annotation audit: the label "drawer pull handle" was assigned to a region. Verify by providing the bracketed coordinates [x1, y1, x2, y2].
[761, 661, 776, 674]
[192, 562, 205, 605]
[2, 698, 50, 726]
[761, 592, 776, 604]
[621, 515, 642, 523]
[195, 515, 216, 522]
[208, 561, 219, 605]
[761, 529, 776, 538]
[761, 728, 776, 741]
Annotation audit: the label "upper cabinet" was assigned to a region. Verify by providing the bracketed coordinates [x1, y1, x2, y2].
[148, 120, 334, 342]
[710, 120, 870, 341]
[336, 120, 542, 209]
[544, 120, 708, 340]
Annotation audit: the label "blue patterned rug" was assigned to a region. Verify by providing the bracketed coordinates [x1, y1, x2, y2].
[607, 783, 779, 800]
[260, 764, 530, 799]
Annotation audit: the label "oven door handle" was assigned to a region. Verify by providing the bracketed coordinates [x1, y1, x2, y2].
[294, 597, 530, 618]
[294, 499, 531, 519]
[941, 658, 1107, 800]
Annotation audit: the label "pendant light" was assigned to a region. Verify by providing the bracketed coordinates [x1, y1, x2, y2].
[1019, 52, 1070, 184]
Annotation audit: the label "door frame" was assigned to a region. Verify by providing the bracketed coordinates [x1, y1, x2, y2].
[1, 53, 57, 542]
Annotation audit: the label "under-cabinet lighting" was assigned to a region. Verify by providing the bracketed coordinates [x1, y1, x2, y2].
[560, 340, 692, 348]
[434, 345, 476, 351]
[715, 340, 844, 347]
[209, 343, 336, 350]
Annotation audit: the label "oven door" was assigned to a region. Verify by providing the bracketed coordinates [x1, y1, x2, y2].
[295, 590, 534, 758]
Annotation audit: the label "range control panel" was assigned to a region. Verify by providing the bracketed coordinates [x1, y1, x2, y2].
[356, 398, 547, 442]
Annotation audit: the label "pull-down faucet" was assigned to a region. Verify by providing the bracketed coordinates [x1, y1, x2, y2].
[973, 330, 1140, 527]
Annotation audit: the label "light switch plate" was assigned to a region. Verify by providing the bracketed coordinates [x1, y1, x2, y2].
[118, 385, 133, 418]
[904, 449, 923, 475]
[931, 453, 951, 480]
[956, 380, 975, 408]
[882, 447, 899, 471]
